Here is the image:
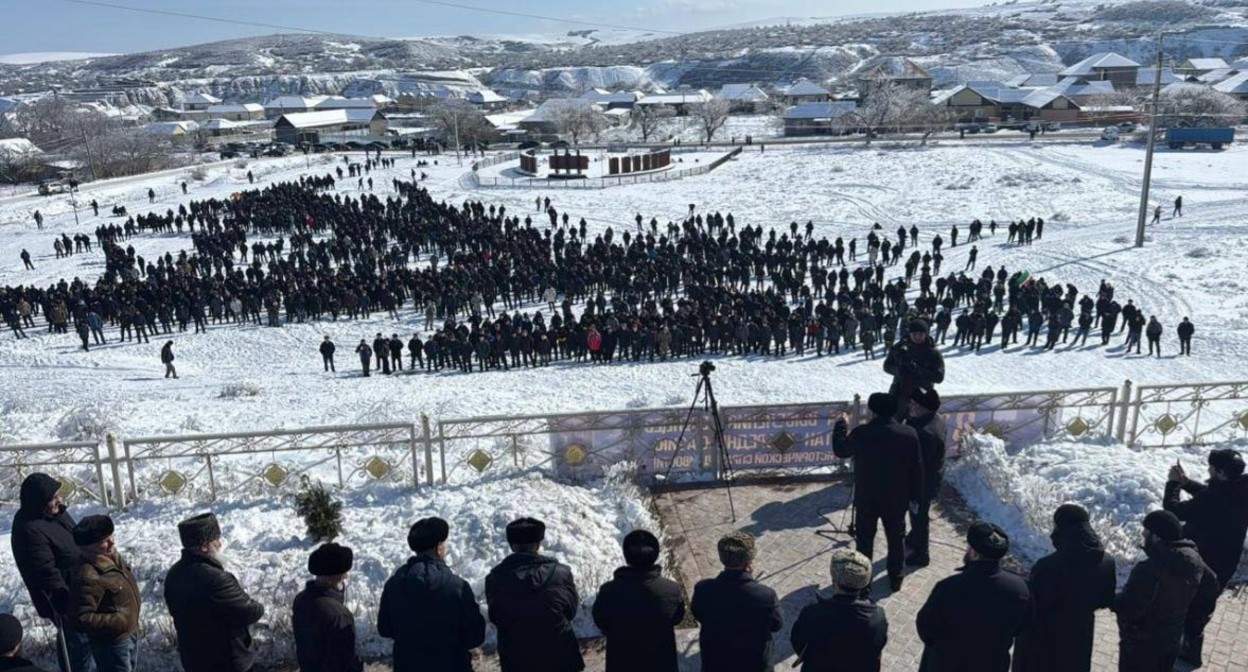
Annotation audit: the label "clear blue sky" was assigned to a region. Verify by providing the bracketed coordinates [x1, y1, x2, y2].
[3, 0, 983, 54]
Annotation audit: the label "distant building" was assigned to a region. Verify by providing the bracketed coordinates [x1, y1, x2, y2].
[1177, 57, 1229, 77]
[634, 90, 712, 116]
[315, 95, 393, 111]
[1214, 71, 1248, 100]
[578, 88, 640, 110]
[518, 99, 604, 138]
[265, 96, 328, 119]
[857, 57, 933, 101]
[716, 84, 771, 113]
[205, 103, 265, 122]
[143, 120, 199, 139]
[783, 101, 858, 136]
[782, 79, 831, 105]
[273, 109, 387, 145]
[182, 92, 222, 112]
[1059, 52, 1141, 89]
[931, 81, 1079, 123]
[466, 89, 508, 110]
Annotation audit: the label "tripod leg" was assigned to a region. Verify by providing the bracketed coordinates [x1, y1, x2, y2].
[662, 376, 705, 479]
[705, 378, 737, 522]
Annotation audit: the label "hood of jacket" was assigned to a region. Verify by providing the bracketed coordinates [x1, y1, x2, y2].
[1051, 521, 1104, 556]
[491, 552, 561, 592]
[1145, 538, 1206, 577]
[18, 473, 61, 514]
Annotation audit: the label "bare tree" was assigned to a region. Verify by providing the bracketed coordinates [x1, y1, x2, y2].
[690, 99, 732, 143]
[631, 105, 675, 143]
[1157, 84, 1246, 128]
[0, 140, 41, 183]
[1084, 89, 1148, 126]
[426, 99, 498, 150]
[550, 102, 607, 145]
[97, 129, 173, 177]
[855, 81, 907, 144]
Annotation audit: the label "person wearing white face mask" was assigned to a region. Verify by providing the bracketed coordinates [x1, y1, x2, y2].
[292, 543, 362, 672]
[163, 513, 265, 672]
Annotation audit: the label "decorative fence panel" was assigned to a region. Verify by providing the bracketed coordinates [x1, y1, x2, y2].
[0, 441, 116, 508]
[939, 385, 1121, 454]
[1127, 380, 1248, 448]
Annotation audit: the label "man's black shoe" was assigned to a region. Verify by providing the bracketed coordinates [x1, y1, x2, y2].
[889, 576, 903, 592]
[905, 553, 930, 567]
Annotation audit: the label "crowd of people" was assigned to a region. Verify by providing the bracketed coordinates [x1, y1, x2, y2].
[3, 167, 1196, 376]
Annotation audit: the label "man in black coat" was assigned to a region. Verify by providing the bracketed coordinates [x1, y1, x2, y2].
[592, 530, 685, 672]
[1115, 511, 1220, 672]
[691, 532, 782, 672]
[882, 320, 945, 421]
[790, 548, 887, 672]
[292, 543, 362, 672]
[164, 513, 266, 672]
[904, 387, 946, 568]
[10, 473, 93, 672]
[917, 521, 1033, 672]
[1012, 504, 1115, 672]
[378, 517, 485, 672]
[1164, 448, 1248, 667]
[832, 393, 924, 591]
[486, 518, 583, 672]
[1, 613, 52, 672]
[319, 336, 335, 372]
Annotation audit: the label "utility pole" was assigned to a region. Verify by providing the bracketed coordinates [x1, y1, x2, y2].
[1135, 32, 1166, 248]
[453, 111, 462, 167]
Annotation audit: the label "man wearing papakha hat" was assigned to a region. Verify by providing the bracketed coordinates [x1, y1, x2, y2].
[485, 517, 583, 672]
[163, 513, 265, 672]
[1011, 504, 1116, 672]
[690, 531, 782, 672]
[903, 386, 946, 568]
[790, 548, 888, 672]
[1164, 447, 1248, 667]
[883, 318, 945, 421]
[1115, 510, 1220, 672]
[292, 542, 363, 672]
[378, 517, 485, 672]
[592, 530, 686, 672]
[68, 515, 141, 672]
[0, 613, 51, 672]
[10, 473, 92, 672]
[916, 521, 1032, 672]
[832, 392, 924, 592]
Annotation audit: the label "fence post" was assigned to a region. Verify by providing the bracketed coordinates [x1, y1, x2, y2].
[438, 423, 448, 485]
[105, 433, 126, 510]
[850, 394, 862, 426]
[1116, 379, 1134, 443]
[420, 415, 435, 487]
[92, 438, 111, 510]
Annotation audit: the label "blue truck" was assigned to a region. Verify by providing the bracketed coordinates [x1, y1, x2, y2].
[1165, 127, 1235, 150]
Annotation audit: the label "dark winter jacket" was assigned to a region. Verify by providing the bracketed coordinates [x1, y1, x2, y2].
[1178, 321, 1195, 339]
[160, 343, 174, 364]
[164, 550, 266, 672]
[70, 551, 142, 643]
[1115, 538, 1220, 656]
[690, 570, 782, 672]
[1164, 475, 1248, 586]
[11, 473, 78, 619]
[377, 554, 485, 672]
[906, 411, 946, 502]
[0, 656, 49, 672]
[292, 581, 363, 672]
[1011, 524, 1115, 672]
[882, 337, 945, 408]
[485, 552, 583, 672]
[790, 593, 887, 672]
[917, 560, 1033, 672]
[319, 341, 335, 357]
[591, 565, 685, 672]
[832, 416, 924, 515]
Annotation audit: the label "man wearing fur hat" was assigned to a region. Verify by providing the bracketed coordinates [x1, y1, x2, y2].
[904, 387, 946, 568]
[10, 473, 93, 672]
[916, 521, 1032, 672]
[293, 543, 362, 672]
[1115, 511, 1219, 672]
[790, 549, 887, 672]
[68, 516, 141, 672]
[690, 531, 782, 672]
[592, 530, 686, 672]
[883, 319, 945, 422]
[0, 613, 50, 672]
[1012, 504, 1115, 672]
[486, 517, 583, 672]
[164, 513, 265, 672]
[378, 517, 485, 672]
[1164, 448, 1248, 667]
[832, 393, 924, 592]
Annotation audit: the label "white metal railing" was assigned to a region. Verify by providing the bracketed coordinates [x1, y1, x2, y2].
[1, 379, 1243, 509]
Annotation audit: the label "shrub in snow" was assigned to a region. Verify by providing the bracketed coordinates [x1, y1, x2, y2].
[219, 381, 263, 398]
[294, 478, 345, 541]
[1186, 247, 1213, 259]
[1050, 211, 1071, 222]
[54, 404, 117, 441]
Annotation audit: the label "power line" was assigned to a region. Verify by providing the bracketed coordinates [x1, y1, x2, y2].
[406, 0, 683, 35]
[54, 0, 349, 37]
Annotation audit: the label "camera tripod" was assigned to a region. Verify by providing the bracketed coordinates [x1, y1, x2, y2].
[663, 362, 737, 522]
[815, 470, 856, 541]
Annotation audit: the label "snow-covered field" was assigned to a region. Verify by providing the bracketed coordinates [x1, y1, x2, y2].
[0, 136, 1246, 670]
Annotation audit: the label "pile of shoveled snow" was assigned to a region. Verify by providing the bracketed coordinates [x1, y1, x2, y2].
[0, 467, 660, 671]
[947, 434, 1248, 584]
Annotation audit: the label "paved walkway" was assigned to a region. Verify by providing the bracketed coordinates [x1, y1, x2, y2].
[279, 480, 1247, 672]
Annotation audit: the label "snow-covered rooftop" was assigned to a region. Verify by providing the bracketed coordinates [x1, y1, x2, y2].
[717, 83, 770, 102]
[1182, 58, 1228, 71]
[636, 90, 712, 106]
[183, 92, 222, 105]
[520, 98, 602, 123]
[200, 118, 238, 130]
[783, 101, 857, 120]
[276, 109, 379, 128]
[578, 88, 640, 105]
[206, 103, 264, 115]
[466, 89, 507, 105]
[1135, 68, 1182, 86]
[784, 79, 830, 97]
[858, 57, 930, 81]
[1060, 52, 1140, 77]
[1214, 71, 1248, 95]
[0, 137, 41, 159]
[143, 120, 199, 134]
[265, 95, 329, 110]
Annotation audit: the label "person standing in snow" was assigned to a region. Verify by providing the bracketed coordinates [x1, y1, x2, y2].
[1177, 317, 1194, 356]
[20, 249, 34, 271]
[319, 336, 335, 372]
[160, 341, 177, 379]
[1173, 195, 1182, 217]
[69, 515, 140, 672]
[883, 320, 944, 421]
[486, 518, 583, 672]
[292, 543, 362, 672]
[1114, 511, 1219, 672]
[10, 473, 93, 672]
[1164, 449, 1248, 667]
[146, 189, 154, 204]
[164, 513, 265, 672]
[355, 340, 371, 377]
[1011, 504, 1115, 672]
[1145, 316, 1163, 357]
[592, 530, 685, 672]
[917, 521, 1032, 672]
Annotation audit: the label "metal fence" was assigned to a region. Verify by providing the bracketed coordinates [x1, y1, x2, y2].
[463, 147, 743, 190]
[1, 379, 1244, 510]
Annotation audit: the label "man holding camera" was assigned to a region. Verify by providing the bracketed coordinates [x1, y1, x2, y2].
[883, 320, 945, 422]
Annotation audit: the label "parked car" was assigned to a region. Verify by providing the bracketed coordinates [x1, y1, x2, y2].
[1101, 126, 1120, 142]
[1045, 121, 1062, 132]
[518, 140, 542, 150]
[37, 182, 67, 196]
[981, 124, 998, 134]
[1117, 121, 1137, 133]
